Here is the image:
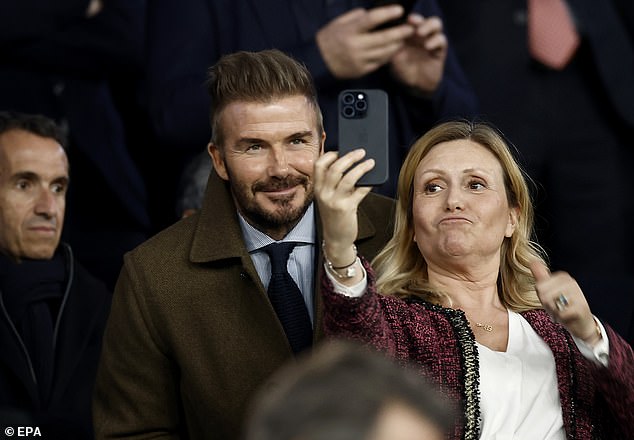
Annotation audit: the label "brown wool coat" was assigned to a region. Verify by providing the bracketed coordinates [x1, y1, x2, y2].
[93, 170, 395, 439]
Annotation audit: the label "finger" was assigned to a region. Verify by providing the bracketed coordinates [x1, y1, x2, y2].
[364, 4, 406, 31]
[323, 149, 367, 188]
[315, 150, 339, 169]
[414, 16, 443, 38]
[421, 33, 447, 53]
[331, 148, 367, 174]
[529, 260, 551, 283]
[406, 13, 424, 25]
[314, 151, 340, 190]
[533, 272, 575, 317]
[349, 185, 373, 206]
[358, 41, 406, 69]
[353, 27, 412, 70]
[335, 8, 367, 24]
[314, 151, 340, 179]
[340, 158, 375, 189]
[366, 23, 414, 45]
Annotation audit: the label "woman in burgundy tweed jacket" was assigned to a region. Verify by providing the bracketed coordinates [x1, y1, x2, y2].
[314, 120, 633, 439]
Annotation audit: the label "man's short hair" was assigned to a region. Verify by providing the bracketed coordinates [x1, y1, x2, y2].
[206, 49, 324, 146]
[0, 111, 66, 148]
[244, 340, 454, 440]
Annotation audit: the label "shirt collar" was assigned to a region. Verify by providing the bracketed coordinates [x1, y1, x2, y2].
[238, 203, 316, 253]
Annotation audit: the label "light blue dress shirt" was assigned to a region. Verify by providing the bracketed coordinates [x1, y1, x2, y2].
[238, 203, 316, 324]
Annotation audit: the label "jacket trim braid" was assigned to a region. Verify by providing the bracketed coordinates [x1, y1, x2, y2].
[407, 298, 481, 440]
[564, 333, 578, 440]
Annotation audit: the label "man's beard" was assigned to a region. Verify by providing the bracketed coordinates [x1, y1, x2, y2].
[229, 173, 313, 235]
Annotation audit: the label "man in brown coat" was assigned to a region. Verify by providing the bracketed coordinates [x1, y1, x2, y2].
[93, 50, 394, 439]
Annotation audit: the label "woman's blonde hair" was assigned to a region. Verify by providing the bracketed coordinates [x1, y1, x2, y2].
[373, 120, 544, 311]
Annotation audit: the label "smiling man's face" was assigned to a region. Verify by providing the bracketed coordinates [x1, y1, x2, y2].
[209, 95, 325, 240]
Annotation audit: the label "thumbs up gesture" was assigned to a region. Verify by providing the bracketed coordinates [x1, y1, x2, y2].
[529, 260, 602, 346]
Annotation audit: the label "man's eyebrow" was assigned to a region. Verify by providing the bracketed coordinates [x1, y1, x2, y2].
[52, 175, 70, 185]
[235, 137, 266, 146]
[10, 171, 39, 181]
[286, 130, 313, 140]
[10, 171, 69, 184]
[234, 131, 314, 146]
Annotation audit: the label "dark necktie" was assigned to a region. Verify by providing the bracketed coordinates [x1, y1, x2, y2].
[263, 242, 313, 354]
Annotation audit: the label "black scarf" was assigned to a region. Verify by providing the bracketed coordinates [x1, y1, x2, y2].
[0, 250, 66, 407]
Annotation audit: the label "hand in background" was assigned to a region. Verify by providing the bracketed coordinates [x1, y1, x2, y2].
[530, 260, 601, 346]
[316, 5, 414, 79]
[390, 14, 447, 95]
[86, 0, 103, 17]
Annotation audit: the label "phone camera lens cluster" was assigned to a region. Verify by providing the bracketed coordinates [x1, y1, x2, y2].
[341, 92, 368, 119]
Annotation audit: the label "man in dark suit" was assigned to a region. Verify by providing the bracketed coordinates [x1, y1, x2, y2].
[93, 50, 396, 439]
[0, 112, 111, 438]
[441, 0, 634, 344]
[143, 0, 477, 214]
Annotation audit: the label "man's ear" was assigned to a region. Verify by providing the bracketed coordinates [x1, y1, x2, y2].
[320, 131, 326, 155]
[208, 143, 229, 181]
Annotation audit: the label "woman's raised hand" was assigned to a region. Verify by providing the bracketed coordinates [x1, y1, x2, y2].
[314, 149, 374, 265]
[530, 260, 602, 346]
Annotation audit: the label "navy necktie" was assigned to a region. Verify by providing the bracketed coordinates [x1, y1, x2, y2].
[263, 242, 313, 354]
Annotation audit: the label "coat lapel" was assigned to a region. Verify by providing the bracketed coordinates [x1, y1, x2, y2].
[189, 169, 262, 292]
[190, 169, 273, 305]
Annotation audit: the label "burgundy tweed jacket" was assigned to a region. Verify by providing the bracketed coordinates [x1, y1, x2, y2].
[321, 259, 634, 440]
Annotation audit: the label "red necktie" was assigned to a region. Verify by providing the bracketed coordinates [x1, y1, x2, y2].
[527, 0, 580, 70]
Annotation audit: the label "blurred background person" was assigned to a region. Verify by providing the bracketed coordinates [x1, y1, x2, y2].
[244, 340, 453, 440]
[0, 112, 111, 439]
[0, 0, 150, 290]
[315, 120, 633, 439]
[440, 0, 634, 343]
[176, 150, 212, 219]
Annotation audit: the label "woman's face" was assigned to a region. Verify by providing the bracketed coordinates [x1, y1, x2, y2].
[411, 139, 518, 269]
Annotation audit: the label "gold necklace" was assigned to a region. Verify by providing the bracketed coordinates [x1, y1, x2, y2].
[475, 322, 493, 332]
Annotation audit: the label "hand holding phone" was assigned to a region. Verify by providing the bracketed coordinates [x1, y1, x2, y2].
[338, 89, 389, 186]
[372, 0, 416, 30]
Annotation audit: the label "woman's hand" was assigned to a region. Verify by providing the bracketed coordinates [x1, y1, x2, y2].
[314, 149, 374, 266]
[530, 261, 602, 346]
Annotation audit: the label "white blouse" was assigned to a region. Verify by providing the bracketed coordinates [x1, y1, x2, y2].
[477, 310, 565, 440]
